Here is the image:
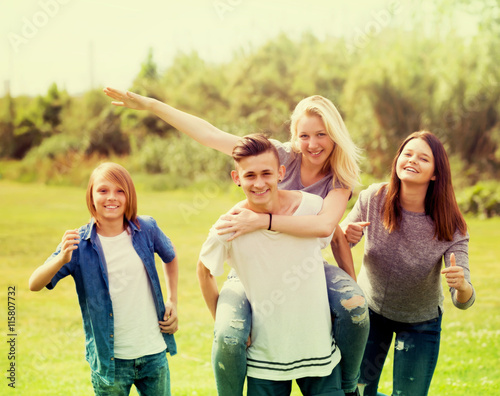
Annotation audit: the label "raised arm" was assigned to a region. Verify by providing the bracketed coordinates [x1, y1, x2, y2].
[103, 87, 239, 155]
[29, 229, 79, 291]
[196, 260, 219, 320]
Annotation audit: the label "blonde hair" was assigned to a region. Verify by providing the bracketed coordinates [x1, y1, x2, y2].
[290, 95, 361, 189]
[86, 162, 139, 228]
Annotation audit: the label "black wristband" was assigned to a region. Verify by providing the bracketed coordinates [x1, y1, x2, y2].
[268, 213, 272, 230]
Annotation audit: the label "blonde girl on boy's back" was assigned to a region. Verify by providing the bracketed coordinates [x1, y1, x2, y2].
[103, 88, 369, 396]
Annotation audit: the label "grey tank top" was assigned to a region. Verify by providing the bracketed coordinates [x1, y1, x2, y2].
[271, 139, 343, 199]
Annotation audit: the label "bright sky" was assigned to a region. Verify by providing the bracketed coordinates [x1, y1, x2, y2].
[0, 0, 478, 97]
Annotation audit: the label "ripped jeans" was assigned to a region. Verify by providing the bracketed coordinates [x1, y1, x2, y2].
[212, 263, 369, 395]
[359, 309, 442, 396]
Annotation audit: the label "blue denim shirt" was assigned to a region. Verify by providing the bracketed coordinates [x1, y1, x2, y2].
[45, 216, 177, 385]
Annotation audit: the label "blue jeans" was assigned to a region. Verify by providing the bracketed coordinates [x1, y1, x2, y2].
[324, 263, 369, 391]
[247, 363, 344, 396]
[212, 276, 252, 395]
[91, 350, 170, 396]
[359, 309, 442, 396]
[212, 264, 369, 395]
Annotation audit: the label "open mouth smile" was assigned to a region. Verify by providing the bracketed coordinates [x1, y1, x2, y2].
[309, 150, 323, 157]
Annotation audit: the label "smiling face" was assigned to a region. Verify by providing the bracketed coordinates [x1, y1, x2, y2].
[396, 138, 436, 186]
[231, 151, 285, 211]
[296, 115, 335, 168]
[91, 175, 127, 226]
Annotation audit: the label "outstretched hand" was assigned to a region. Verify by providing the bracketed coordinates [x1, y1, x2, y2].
[343, 221, 370, 244]
[441, 253, 466, 291]
[103, 87, 152, 111]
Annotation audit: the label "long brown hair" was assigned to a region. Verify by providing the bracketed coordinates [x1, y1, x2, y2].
[379, 131, 467, 241]
[86, 162, 140, 229]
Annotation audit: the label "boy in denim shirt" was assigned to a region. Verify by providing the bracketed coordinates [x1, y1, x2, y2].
[30, 162, 178, 395]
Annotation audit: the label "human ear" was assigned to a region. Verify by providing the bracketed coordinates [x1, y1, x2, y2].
[231, 170, 241, 186]
[278, 165, 286, 182]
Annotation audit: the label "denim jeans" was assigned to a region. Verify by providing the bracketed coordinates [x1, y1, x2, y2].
[247, 363, 344, 396]
[212, 276, 252, 395]
[324, 263, 370, 392]
[212, 264, 369, 395]
[91, 350, 170, 396]
[359, 309, 442, 396]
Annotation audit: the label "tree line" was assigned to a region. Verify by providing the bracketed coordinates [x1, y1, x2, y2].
[0, 5, 499, 215]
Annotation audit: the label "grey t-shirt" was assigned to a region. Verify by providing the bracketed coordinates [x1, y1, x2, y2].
[341, 183, 475, 323]
[271, 139, 342, 199]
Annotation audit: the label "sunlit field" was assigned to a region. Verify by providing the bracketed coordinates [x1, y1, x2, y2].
[1, 181, 498, 395]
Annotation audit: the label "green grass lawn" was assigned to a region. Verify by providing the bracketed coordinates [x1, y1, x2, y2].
[1, 181, 498, 395]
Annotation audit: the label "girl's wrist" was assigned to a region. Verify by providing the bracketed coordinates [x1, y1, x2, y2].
[260, 213, 270, 229]
[457, 281, 471, 294]
[148, 98, 160, 112]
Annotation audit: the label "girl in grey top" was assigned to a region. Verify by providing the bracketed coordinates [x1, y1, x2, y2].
[342, 131, 475, 396]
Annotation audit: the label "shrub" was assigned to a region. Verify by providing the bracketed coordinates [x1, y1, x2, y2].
[85, 111, 130, 156]
[24, 133, 82, 160]
[458, 181, 500, 218]
[136, 134, 232, 188]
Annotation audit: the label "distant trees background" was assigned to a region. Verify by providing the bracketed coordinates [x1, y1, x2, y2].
[1, 1, 499, 215]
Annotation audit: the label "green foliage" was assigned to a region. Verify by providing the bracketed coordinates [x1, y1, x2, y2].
[1, 8, 499, 201]
[0, 83, 71, 159]
[136, 134, 232, 188]
[0, 95, 15, 157]
[85, 110, 130, 156]
[41, 82, 65, 128]
[24, 133, 82, 162]
[137, 47, 159, 82]
[82, 88, 110, 119]
[457, 181, 500, 218]
[0, 121, 14, 157]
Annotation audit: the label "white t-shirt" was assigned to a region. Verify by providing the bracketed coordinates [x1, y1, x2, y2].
[199, 191, 340, 380]
[99, 230, 166, 359]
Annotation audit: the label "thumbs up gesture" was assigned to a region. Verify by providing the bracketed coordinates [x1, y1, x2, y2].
[343, 222, 370, 244]
[441, 253, 465, 291]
